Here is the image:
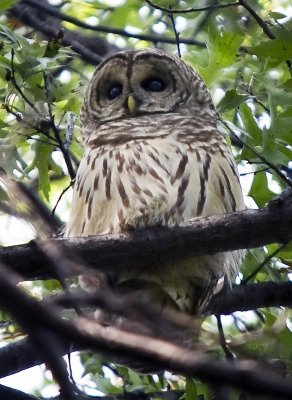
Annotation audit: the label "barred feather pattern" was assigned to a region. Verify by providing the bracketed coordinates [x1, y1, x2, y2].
[66, 114, 245, 313]
[66, 48, 245, 315]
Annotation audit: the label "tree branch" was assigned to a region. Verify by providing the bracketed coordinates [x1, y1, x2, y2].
[0, 384, 183, 400]
[0, 337, 77, 379]
[1, 189, 291, 280]
[8, 0, 205, 65]
[20, 0, 204, 46]
[145, 0, 240, 14]
[1, 280, 291, 380]
[207, 282, 292, 315]
[8, 0, 112, 65]
[238, 0, 275, 39]
[47, 281, 292, 321]
[1, 268, 292, 399]
[238, 0, 292, 71]
[0, 384, 38, 400]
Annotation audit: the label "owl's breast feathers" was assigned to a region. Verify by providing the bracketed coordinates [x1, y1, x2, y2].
[66, 114, 245, 312]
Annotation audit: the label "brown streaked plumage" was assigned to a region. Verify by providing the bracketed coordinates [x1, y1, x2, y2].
[66, 48, 245, 318]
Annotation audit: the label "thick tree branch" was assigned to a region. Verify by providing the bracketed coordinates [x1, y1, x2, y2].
[207, 282, 292, 314]
[0, 338, 79, 379]
[0, 383, 183, 400]
[0, 384, 38, 400]
[0, 189, 291, 280]
[48, 282, 292, 320]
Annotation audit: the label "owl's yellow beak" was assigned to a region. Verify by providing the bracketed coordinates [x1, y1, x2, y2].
[127, 95, 136, 114]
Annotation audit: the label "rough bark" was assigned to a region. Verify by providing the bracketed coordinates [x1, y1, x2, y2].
[1, 189, 291, 280]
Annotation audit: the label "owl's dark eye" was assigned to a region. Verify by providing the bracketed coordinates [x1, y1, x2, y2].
[107, 82, 123, 100]
[141, 77, 165, 92]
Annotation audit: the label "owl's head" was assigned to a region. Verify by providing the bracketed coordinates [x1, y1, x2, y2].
[81, 48, 216, 130]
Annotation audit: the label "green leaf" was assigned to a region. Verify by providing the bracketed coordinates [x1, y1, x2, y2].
[186, 378, 198, 400]
[279, 79, 292, 91]
[93, 376, 122, 394]
[269, 242, 292, 264]
[238, 103, 262, 145]
[0, 24, 28, 48]
[198, 20, 243, 84]
[0, 0, 18, 12]
[126, 368, 144, 387]
[70, 140, 84, 160]
[44, 38, 62, 58]
[59, 97, 81, 113]
[0, 185, 9, 202]
[0, 55, 11, 69]
[218, 89, 249, 112]
[261, 128, 289, 166]
[249, 39, 292, 64]
[0, 144, 25, 175]
[269, 109, 292, 145]
[35, 143, 52, 201]
[209, 24, 243, 67]
[269, 11, 287, 20]
[82, 355, 104, 376]
[248, 172, 275, 207]
[240, 249, 268, 281]
[25, 142, 62, 201]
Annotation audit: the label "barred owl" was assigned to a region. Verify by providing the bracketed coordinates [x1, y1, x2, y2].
[66, 48, 245, 316]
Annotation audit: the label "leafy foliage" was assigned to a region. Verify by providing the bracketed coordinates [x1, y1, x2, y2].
[0, 1, 292, 399]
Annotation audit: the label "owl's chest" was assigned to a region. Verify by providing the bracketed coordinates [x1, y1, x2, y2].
[82, 137, 198, 233]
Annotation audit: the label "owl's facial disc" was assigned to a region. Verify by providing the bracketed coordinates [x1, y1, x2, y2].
[84, 50, 200, 127]
[93, 58, 182, 120]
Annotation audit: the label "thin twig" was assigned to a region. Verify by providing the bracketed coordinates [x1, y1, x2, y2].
[24, 134, 57, 147]
[239, 167, 269, 177]
[168, 6, 181, 58]
[240, 77, 270, 114]
[145, 0, 240, 14]
[43, 72, 76, 180]
[222, 120, 292, 189]
[21, 0, 205, 47]
[9, 49, 40, 115]
[46, 288, 197, 336]
[241, 244, 286, 284]
[238, 0, 275, 39]
[239, 0, 292, 72]
[5, 78, 59, 145]
[0, 263, 79, 400]
[216, 315, 234, 360]
[36, 240, 85, 316]
[52, 179, 74, 218]
[251, 96, 270, 114]
[0, 170, 62, 235]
